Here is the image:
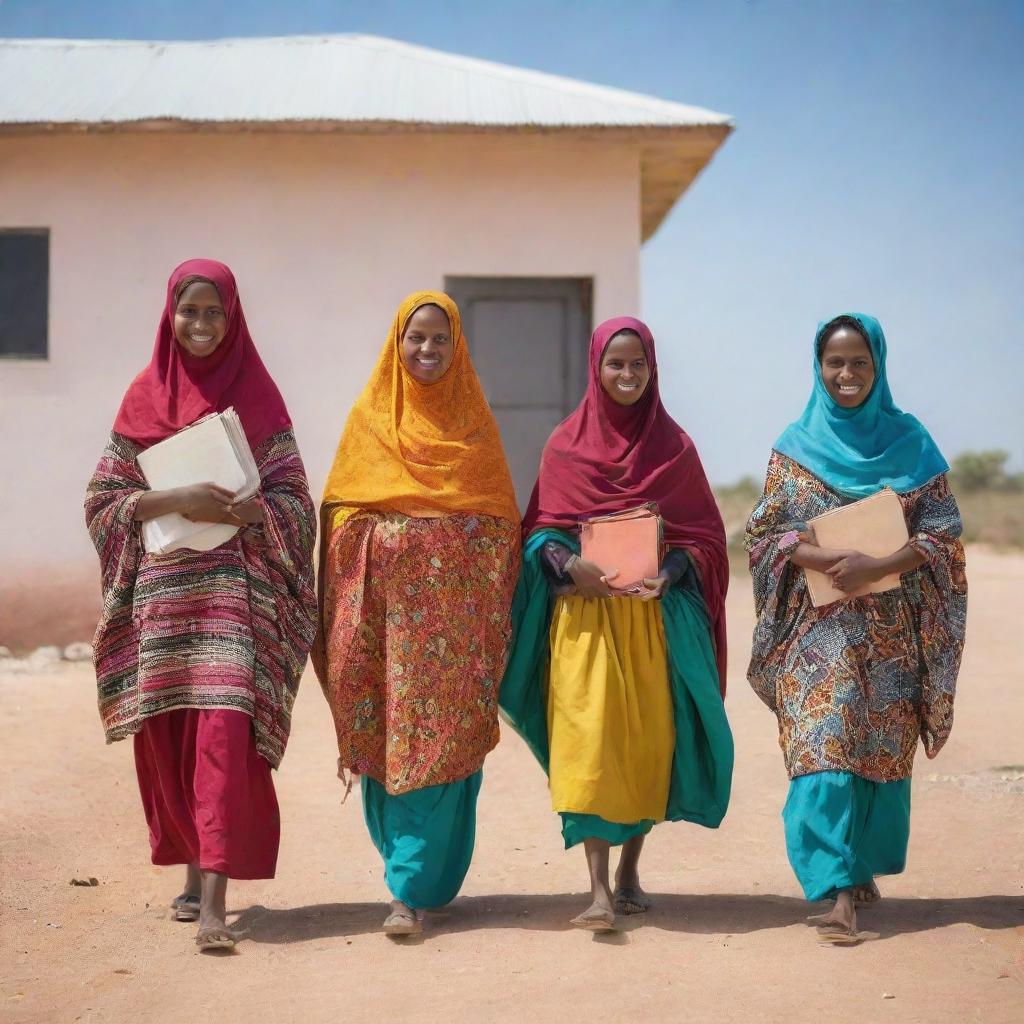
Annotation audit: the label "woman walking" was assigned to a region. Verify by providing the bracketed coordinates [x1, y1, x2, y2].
[314, 291, 520, 937]
[745, 313, 966, 943]
[501, 316, 733, 932]
[86, 258, 317, 951]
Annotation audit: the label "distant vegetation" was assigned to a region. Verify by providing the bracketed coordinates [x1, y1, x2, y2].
[713, 450, 1024, 570]
[947, 450, 1024, 548]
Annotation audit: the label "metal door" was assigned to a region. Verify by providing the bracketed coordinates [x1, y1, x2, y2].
[445, 276, 592, 510]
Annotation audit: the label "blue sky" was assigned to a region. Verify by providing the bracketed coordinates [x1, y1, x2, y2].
[3, 0, 1022, 482]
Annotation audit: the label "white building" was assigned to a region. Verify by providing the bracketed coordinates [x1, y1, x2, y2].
[0, 34, 731, 649]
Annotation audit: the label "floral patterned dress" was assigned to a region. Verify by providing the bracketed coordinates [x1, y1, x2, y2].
[745, 451, 967, 783]
[316, 509, 520, 795]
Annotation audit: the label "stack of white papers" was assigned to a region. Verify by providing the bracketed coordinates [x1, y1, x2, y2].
[136, 408, 259, 554]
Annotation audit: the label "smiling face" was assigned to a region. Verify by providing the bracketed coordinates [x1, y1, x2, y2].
[819, 325, 875, 408]
[599, 330, 651, 406]
[401, 303, 454, 383]
[173, 279, 227, 358]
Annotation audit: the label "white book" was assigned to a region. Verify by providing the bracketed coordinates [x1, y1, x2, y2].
[136, 408, 260, 555]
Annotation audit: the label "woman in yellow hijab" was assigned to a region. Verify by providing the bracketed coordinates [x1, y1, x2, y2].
[314, 291, 520, 936]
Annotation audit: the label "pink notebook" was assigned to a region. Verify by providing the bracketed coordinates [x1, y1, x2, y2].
[580, 505, 663, 592]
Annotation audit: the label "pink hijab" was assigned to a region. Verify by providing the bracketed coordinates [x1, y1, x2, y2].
[523, 316, 729, 691]
[113, 259, 291, 450]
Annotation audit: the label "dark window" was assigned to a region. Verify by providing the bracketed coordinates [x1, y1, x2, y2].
[0, 230, 49, 359]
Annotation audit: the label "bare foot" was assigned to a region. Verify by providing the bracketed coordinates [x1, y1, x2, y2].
[853, 879, 881, 905]
[613, 884, 652, 916]
[382, 900, 421, 937]
[570, 900, 617, 932]
[196, 870, 235, 953]
[812, 890, 861, 945]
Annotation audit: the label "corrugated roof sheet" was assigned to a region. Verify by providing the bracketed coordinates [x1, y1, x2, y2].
[0, 34, 732, 129]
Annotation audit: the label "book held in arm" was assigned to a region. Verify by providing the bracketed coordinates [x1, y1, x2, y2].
[580, 504, 663, 594]
[136, 408, 260, 554]
[804, 487, 910, 608]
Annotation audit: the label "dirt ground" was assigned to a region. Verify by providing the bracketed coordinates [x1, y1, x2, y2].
[1, 547, 1022, 1024]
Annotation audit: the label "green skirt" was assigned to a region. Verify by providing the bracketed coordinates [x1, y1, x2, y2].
[783, 770, 911, 902]
[361, 770, 482, 909]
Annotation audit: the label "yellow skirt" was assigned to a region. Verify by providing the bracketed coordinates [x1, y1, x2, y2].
[547, 595, 675, 824]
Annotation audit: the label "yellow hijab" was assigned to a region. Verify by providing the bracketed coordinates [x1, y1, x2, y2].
[322, 291, 519, 524]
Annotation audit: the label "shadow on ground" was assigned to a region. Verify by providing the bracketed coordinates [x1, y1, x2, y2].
[232, 893, 1024, 945]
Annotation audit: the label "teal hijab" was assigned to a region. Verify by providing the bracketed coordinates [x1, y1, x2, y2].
[774, 313, 948, 498]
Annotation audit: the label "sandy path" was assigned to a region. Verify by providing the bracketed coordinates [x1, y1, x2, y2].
[2, 547, 1022, 1024]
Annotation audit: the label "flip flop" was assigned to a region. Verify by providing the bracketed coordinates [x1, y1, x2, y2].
[613, 886, 652, 916]
[570, 908, 618, 933]
[195, 925, 237, 952]
[171, 894, 201, 922]
[816, 923, 863, 946]
[382, 911, 422, 937]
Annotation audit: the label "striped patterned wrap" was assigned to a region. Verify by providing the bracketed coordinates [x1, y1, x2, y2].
[85, 428, 318, 768]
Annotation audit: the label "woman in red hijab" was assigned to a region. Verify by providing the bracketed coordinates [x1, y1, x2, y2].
[501, 316, 733, 932]
[85, 259, 317, 952]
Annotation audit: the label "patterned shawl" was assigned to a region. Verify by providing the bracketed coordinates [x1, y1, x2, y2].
[85, 429, 317, 767]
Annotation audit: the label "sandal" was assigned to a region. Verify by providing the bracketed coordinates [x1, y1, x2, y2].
[382, 910, 422, 937]
[171, 893, 201, 923]
[816, 923, 863, 946]
[195, 925, 237, 951]
[570, 907, 618, 933]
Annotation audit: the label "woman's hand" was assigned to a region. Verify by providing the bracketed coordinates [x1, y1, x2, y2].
[790, 537, 859, 574]
[826, 551, 883, 592]
[567, 556, 619, 598]
[636, 572, 670, 601]
[177, 482, 240, 524]
[338, 759, 359, 805]
[229, 495, 265, 525]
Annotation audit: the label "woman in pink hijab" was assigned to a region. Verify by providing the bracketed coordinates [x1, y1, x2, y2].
[85, 259, 317, 952]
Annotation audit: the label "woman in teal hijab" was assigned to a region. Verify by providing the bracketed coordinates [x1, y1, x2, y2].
[746, 313, 967, 944]
[774, 313, 949, 496]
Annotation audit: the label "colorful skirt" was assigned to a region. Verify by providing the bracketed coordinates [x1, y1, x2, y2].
[133, 708, 280, 880]
[548, 595, 675, 847]
[361, 770, 482, 909]
[499, 526, 733, 849]
[783, 770, 911, 901]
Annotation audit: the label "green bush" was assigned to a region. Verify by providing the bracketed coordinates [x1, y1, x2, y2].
[948, 450, 1024, 493]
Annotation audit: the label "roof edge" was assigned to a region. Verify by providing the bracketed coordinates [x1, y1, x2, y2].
[0, 119, 734, 137]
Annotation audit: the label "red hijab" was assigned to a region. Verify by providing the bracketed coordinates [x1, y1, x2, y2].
[113, 259, 291, 450]
[523, 316, 729, 692]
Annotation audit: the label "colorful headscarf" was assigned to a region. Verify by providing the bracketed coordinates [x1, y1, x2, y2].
[321, 290, 519, 524]
[774, 313, 949, 498]
[113, 258, 291, 449]
[522, 315, 728, 687]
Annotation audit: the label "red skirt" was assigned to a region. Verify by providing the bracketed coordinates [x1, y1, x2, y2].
[133, 708, 279, 880]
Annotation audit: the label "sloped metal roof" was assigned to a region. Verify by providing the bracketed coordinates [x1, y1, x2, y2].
[0, 34, 731, 128]
[0, 35, 733, 238]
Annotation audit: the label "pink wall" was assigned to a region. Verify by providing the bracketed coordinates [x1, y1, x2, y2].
[0, 130, 641, 649]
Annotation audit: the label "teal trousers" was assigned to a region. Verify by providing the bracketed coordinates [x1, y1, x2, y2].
[362, 770, 483, 909]
[783, 770, 911, 902]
